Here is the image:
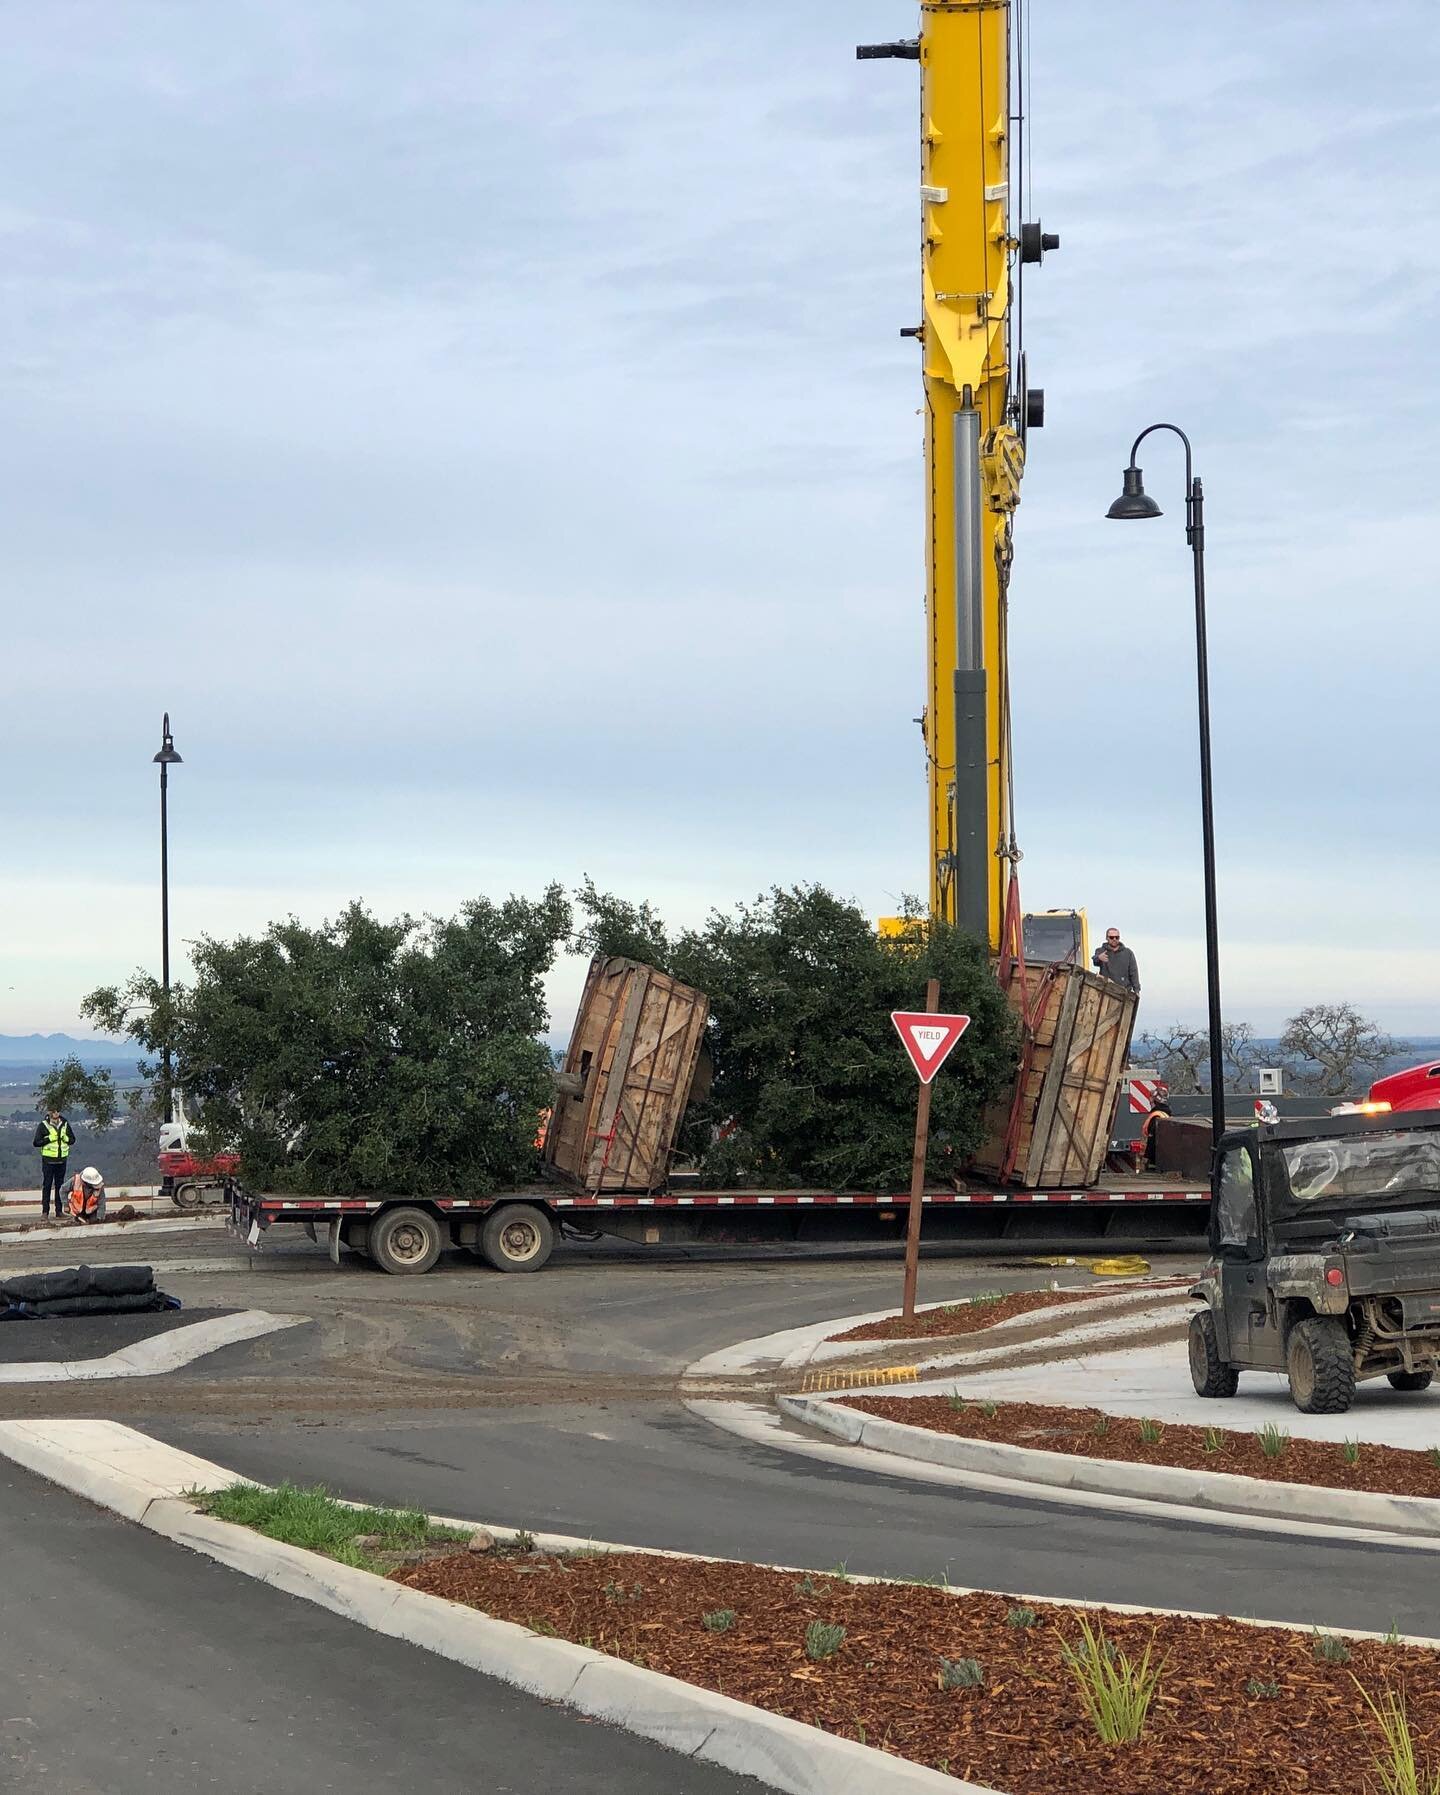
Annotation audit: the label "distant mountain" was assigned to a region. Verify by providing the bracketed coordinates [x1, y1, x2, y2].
[0, 1034, 137, 1066]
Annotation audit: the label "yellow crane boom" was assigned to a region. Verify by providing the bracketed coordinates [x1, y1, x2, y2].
[861, 3, 1056, 954]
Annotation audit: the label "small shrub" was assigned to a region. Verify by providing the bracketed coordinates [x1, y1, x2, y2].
[528, 1617, 557, 1637]
[1006, 1606, 1038, 1629]
[828, 1561, 851, 1582]
[938, 1656, 985, 1690]
[1060, 1616, 1165, 1744]
[794, 1575, 821, 1597]
[604, 1580, 627, 1604]
[1342, 1438, 1362, 1467]
[1245, 1677, 1280, 1699]
[805, 1620, 846, 1661]
[1429, 1447, 1440, 1470]
[702, 1609, 736, 1634]
[1256, 1424, 1290, 1459]
[968, 1291, 1005, 1308]
[1354, 1678, 1440, 1795]
[1092, 1415, 1110, 1438]
[1312, 1630, 1351, 1665]
[947, 1391, 968, 1411]
[512, 1528, 536, 1553]
[1385, 1622, 1403, 1647]
[980, 1399, 999, 1419]
[1137, 1417, 1164, 1446]
[1203, 1427, 1225, 1455]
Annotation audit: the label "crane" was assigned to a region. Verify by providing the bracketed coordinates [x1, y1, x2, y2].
[861, 4, 1070, 962]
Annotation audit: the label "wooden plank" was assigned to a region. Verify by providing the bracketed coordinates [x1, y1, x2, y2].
[1024, 972, 1082, 1187]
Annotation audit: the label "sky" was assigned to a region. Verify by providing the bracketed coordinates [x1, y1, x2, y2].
[1, 1, 1437, 1043]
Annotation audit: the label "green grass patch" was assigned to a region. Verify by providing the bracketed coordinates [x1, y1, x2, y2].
[190, 1481, 467, 1570]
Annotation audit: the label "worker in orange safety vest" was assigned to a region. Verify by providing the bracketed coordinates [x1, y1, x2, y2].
[68, 1165, 108, 1223]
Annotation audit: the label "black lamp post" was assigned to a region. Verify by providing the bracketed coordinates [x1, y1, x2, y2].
[153, 714, 182, 1126]
[1106, 425, 1226, 1150]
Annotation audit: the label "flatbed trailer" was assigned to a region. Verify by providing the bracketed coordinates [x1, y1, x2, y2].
[230, 1175, 1211, 1276]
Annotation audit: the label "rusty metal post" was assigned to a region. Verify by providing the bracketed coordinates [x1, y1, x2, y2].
[901, 977, 941, 1320]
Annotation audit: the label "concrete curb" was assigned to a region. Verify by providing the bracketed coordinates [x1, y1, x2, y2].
[684, 1281, 1186, 1380]
[0, 1310, 304, 1383]
[0, 1419, 992, 1795]
[0, 1215, 223, 1244]
[780, 1393, 1440, 1540]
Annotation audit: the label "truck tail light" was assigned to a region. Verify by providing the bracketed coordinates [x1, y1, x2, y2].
[1325, 1267, 1345, 1287]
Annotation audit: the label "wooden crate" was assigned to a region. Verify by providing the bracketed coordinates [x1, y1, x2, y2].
[971, 963, 1137, 1188]
[544, 955, 709, 1194]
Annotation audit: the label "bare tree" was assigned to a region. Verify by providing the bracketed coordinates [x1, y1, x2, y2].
[1133, 1022, 1209, 1094]
[1220, 1021, 1262, 1092]
[1278, 1003, 1409, 1098]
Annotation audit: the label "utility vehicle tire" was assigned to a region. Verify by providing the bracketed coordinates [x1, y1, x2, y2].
[1286, 1316, 1355, 1414]
[479, 1203, 554, 1273]
[1387, 1369, 1434, 1392]
[1188, 1310, 1239, 1398]
[368, 1206, 443, 1277]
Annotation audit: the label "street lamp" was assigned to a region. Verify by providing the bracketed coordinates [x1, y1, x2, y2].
[1106, 425, 1226, 1150]
[153, 714, 182, 1126]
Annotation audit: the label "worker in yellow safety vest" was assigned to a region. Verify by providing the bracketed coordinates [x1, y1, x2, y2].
[31, 1108, 75, 1219]
[68, 1166, 107, 1224]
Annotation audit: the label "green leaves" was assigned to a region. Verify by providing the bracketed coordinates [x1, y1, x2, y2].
[580, 883, 1020, 1190]
[83, 887, 572, 1198]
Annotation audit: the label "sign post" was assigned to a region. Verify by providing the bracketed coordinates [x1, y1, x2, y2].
[891, 983, 971, 1320]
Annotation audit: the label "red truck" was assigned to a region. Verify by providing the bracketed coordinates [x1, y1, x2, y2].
[1367, 1059, 1440, 1114]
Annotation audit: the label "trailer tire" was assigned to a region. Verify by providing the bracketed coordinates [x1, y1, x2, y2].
[1287, 1316, 1355, 1414]
[479, 1204, 553, 1273]
[369, 1207, 443, 1277]
[1188, 1310, 1239, 1398]
[1387, 1369, 1434, 1392]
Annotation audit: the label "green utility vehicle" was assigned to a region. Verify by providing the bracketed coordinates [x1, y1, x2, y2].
[1189, 1109, 1440, 1414]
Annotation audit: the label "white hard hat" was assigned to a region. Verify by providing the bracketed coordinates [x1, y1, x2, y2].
[80, 1165, 104, 1187]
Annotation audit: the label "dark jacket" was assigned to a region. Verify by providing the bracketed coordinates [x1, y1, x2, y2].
[33, 1116, 74, 1156]
[1092, 942, 1140, 994]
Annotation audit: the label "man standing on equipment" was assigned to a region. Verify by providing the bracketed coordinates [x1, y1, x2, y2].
[1093, 927, 1141, 997]
[32, 1106, 74, 1219]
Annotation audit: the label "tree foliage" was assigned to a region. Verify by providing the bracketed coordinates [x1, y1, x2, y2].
[574, 883, 1020, 1188]
[83, 889, 572, 1196]
[36, 1054, 124, 1129]
[1279, 1003, 1409, 1097]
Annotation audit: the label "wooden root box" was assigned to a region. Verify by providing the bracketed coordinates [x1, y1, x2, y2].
[971, 962, 1137, 1188]
[543, 955, 709, 1195]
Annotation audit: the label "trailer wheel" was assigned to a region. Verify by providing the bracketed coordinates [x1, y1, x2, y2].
[1388, 1369, 1434, 1392]
[369, 1207, 443, 1277]
[1188, 1310, 1239, 1398]
[479, 1204, 554, 1273]
[1287, 1316, 1355, 1414]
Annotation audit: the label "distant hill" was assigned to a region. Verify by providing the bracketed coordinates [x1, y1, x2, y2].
[0, 1034, 137, 1067]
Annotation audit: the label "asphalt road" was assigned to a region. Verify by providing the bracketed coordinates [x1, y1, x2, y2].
[12, 1224, 1440, 1791]
[0, 1457, 768, 1795]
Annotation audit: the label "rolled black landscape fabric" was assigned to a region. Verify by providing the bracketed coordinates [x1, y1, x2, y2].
[0, 1264, 155, 1304]
[3, 1290, 181, 1319]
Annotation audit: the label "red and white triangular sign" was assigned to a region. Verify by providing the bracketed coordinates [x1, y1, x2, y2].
[891, 1011, 971, 1084]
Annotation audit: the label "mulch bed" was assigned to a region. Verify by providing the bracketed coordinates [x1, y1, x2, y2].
[392, 1547, 1440, 1793]
[829, 1288, 1126, 1345]
[847, 1394, 1440, 1499]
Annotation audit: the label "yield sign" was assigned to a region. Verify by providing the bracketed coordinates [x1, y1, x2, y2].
[891, 1011, 971, 1084]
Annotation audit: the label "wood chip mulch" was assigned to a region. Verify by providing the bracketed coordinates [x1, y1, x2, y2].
[847, 1393, 1440, 1498]
[391, 1548, 1440, 1793]
[829, 1288, 1121, 1344]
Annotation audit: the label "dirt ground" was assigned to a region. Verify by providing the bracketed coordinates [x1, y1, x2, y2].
[848, 1392, 1440, 1498]
[394, 1545, 1440, 1795]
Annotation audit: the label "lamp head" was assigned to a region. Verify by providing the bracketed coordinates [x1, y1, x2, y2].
[153, 711, 182, 766]
[1106, 464, 1163, 521]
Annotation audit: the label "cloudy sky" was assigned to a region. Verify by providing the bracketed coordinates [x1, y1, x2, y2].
[2, 1, 1436, 1042]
